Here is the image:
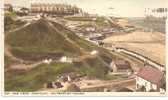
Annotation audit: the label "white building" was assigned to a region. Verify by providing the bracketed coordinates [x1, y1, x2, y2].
[4, 4, 13, 12]
[59, 56, 73, 63]
[85, 27, 96, 32]
[136, 66, 164, 92]
[43, 59, 52, 64]
[90, 50, 98, 55]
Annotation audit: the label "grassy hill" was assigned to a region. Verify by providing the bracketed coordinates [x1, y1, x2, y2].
[4, 13, 26, 32]
[6, 19, 85, 61]
[5, 18, 118, 92]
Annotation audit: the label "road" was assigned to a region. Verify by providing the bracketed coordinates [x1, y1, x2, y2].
[80, 78, 135, 92]
[10, 61, 43, 70]
[40, 78, 135, 92]
[117, 48, 165, 70]
[103, 17, 165, 72]
[5, 45, 24, 63]
[105, 46, 165, 72]
[71, 16, 165, 72]
[6, 16, 164, 72]
[5, 45, 44, 71]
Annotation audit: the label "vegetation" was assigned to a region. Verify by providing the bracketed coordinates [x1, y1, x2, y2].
[64, 16, 94, 21]
[95, 17, 110, 27]
[5, 18, 118, 92]
[6, 19, 112, 61]
[4, 12, 26, 32]
[51, 21, 97, 51]
[5, 55, 113, 92]
[5, 12, 17, 18]
[6, 19, 83, 61]
[4, 55, 18, 69]
[5, 63, 76, 91]
[127, 17, 166, 33]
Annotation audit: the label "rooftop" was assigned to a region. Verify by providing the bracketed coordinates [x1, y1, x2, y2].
[137, 66, 163, 86]
[114, 59, 131, 70]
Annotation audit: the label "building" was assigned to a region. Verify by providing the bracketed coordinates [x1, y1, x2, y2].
[58, 72, 79, 83]
[90, 50, 98, 55]
[54, 82, 63, 88]
[20, 7, 29, 13]
[46, 82, 63, 89]
[109, 59, 132, 73]
[4, 4, 13, 12]
[59, 56, 73, 63]
[145, 8, 167, 18]
[89, 33, 106, 41]
[43, 58, 52, 64]
[85, 27, 96, 32]
[136, 66, 165, 92]
[46, 82, 54, 88]
[30, 3, 82, 16]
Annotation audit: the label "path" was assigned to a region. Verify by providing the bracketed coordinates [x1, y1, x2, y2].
[8, 22, 30, 33]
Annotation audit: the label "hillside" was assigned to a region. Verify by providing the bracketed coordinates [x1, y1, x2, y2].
[5, 18, 118, 91]
[5, 56, 113, 91]
[4, 14, 26, 32]
[6, 19, 87, 61]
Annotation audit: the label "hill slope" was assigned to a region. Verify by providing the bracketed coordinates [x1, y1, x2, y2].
[5, 18, 118, 91]
[6, 19, 89, 61]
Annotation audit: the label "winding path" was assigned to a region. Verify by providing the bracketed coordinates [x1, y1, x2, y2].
[8, 22, 31, 33]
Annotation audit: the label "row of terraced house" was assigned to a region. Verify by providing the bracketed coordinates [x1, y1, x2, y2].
[4, 3, 84, 16]
[30, 3, 83, 15]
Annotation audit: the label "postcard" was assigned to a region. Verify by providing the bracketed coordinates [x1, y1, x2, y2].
[1, 0, 167, 96]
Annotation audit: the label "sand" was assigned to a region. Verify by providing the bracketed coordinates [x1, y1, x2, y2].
[103, 31, 165, 65]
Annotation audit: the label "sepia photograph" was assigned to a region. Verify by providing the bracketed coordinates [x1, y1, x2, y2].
[1, 0, 167, 96]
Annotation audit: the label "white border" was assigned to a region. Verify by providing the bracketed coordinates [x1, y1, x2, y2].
[0, 0, 5, 96]
[0, 0, 168, 96]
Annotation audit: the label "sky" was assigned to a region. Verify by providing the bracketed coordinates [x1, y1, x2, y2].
[5, 0, 168, 17]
